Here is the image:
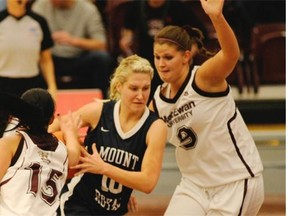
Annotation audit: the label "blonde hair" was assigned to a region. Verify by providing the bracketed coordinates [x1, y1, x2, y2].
[109, 55, 154, 101]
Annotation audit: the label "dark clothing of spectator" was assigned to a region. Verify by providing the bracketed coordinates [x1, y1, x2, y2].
[122, 0, 208, 102]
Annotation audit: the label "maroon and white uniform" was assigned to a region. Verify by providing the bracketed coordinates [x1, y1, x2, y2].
[0, 131, 68, 216]
[152, 66, 264, 215]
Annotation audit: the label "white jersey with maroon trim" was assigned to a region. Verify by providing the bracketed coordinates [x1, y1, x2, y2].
[152, 66, 263, 187]
[0, 131, 68, 216]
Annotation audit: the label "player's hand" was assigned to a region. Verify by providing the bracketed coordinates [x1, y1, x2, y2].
[127, 195, 138, 213]
[52, 31, 76, 45]
[71, 143, 105, 175]
[59, 111, 77, 136]
[200, 0, 224, 17]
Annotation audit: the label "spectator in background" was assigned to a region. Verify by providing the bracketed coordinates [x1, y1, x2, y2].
[32, 0, 113, 98]
[119, 0, 208, 102]
[224, 0, 285, 53]
[0, 0, 6, 11]
[89, 0, 109, 30]
[0, 0, 57, 100]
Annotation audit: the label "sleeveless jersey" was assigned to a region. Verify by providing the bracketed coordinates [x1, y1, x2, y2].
[60, 100, 159, 215]
[2, 118, 19, 137]
[152, 66, 263, 187]
[0, 131, 68, 216]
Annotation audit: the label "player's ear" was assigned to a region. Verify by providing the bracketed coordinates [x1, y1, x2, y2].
[116, 82, 122, 93]
[183, 50, 192, 64]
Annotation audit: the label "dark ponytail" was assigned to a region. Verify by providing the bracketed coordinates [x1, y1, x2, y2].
[182, 25, 215, 58]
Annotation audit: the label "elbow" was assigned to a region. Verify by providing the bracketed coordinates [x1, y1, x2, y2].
[234, 47, 241, 61]
[224, 42, 240, 64]
[139, 180, 157, 194]
[142, 186, 155, 194]
[144, 187, 155, 194]
[232, 44, 241, 62]
[224, 48, 240, 66]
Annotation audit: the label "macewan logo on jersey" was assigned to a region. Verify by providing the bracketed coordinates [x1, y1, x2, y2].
[161, 101, 195, 127]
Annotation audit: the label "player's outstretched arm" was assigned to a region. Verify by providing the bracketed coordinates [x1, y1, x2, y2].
[71, 119, 167, 193]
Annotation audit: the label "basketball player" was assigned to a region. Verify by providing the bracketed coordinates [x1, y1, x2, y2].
[149, 0, 264, 215]
[0, 88, 80, 215]
[48, 54, 167, 215]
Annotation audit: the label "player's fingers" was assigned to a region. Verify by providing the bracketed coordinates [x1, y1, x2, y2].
[80, 146, 89, 156]
[92, 143, 97, 153]
[128, 195, 138, 212]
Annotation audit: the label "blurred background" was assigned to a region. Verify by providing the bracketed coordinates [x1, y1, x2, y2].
[1, 0, 285, 214]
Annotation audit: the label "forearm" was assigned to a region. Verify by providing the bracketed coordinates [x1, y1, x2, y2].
[64, 132, 81, 167]
[39, 49, 58, 100]
[52, 130, 81, 167]
[210, 14, 240, 61]
[40, 61, 57, 89]
[72, 37, 107, 51]
[101, 162, 159, 194]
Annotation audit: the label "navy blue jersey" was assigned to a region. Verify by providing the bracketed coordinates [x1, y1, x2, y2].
[61, 101, 159, 215]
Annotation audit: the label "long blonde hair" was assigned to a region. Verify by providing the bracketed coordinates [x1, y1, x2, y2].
[109, 55, 154, 101]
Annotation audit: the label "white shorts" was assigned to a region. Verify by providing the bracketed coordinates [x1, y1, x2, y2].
[164, 174, 264, 216]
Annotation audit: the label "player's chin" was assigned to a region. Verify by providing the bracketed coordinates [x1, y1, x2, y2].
[159, 73, 170, 82]
[132, 103, 146, 110]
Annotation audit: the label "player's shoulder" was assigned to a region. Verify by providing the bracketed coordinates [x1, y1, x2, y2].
[0, 132, 22, 155]
[0, 132, 22, 143]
